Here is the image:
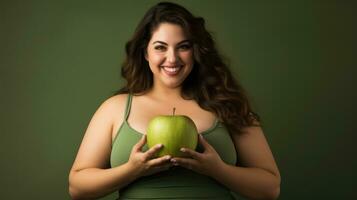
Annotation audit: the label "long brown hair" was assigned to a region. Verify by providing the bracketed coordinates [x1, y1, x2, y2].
[115, 2, 260, 134]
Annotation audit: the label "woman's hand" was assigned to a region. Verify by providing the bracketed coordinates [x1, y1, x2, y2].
[128, 135, 172, 177]
[170, 134, 225, 177]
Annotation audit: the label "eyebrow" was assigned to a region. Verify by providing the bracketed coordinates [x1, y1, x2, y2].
[152, 40, 191, 45]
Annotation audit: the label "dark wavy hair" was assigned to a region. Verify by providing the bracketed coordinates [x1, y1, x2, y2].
[115, 2, 260, 135]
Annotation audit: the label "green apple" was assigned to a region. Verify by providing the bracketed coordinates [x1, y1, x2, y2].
[147, 108, 198, 157]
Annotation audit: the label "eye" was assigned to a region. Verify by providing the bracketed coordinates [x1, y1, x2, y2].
[178, 44, 192, 51]
[154, 46, 166, 51]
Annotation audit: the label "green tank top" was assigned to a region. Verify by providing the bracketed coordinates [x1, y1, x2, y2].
[110, 94, 243, 199]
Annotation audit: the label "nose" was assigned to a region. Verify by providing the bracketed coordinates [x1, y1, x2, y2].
[166, 48, 178, 64]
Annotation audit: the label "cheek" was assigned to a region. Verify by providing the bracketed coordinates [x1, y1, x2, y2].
[181, 51, 194, 63]
[148, 53, 164, 65]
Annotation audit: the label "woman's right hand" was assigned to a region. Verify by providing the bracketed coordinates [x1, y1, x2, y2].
[127, 134, 172, 177]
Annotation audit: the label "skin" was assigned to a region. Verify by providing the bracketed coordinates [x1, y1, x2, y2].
[145, 23, 194, 89]
[68, 23, 281, 200]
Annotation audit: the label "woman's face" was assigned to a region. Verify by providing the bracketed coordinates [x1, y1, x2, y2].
[145, 23, 194, 89]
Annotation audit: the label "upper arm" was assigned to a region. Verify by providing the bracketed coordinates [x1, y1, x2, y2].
[232, 123, 281, 181]
[70, 94, 127, 172]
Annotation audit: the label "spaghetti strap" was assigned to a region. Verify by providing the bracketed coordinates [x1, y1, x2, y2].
[124, 93, 133, 121]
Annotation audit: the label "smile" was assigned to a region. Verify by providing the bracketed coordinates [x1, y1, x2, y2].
[161, 66, 182, 76]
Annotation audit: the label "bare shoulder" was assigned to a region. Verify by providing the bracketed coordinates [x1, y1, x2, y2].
[83, 94, 129, 142]
[102, 94, 129, 140]
[231, 122, 268, 154]
[99, 93, 128, 124]
[100, 94, 128, 110]
[95, 94, 128, 119]
[232, 124, 280, 179]
[69, 94, 129, 172]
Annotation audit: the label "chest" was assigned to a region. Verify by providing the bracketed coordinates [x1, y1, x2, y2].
[127, 97, 217, 135]
[110, 122, 237, 167]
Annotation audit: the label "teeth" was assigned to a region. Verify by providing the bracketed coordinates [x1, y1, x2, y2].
[163, 66, 181, 72]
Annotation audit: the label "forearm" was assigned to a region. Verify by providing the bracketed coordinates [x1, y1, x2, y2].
[69, 163, 139, 199]
[213, 163, 280, 200]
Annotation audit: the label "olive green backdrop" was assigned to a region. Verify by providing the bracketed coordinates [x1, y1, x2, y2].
[1, 0, 356, 199]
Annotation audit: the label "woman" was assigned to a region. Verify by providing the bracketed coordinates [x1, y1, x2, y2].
[69, 2, 280, 200]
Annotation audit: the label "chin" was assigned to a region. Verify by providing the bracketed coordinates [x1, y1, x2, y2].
[163, 80, 184, 89]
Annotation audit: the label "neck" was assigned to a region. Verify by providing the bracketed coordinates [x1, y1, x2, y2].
[147, 84, 183, 102]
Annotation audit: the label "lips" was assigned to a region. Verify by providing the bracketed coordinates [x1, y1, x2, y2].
[161, 65, 182, 76]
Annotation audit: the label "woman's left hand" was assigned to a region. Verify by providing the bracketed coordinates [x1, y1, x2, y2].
[170, 134, 225, 177]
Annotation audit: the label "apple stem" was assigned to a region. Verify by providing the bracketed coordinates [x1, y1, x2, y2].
[173, 107, 176, 116]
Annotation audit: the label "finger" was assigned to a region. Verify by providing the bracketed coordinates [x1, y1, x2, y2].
[170, 157, 198, 171]
[156, 163, 172, 172]
[198, 134, 212, 150]
[143, 144, 163, 160]
[144, 163, 172, 176]
[147, 155, 172, 167]
[153, 163, 172, 171]
[133, 134, 147, 152]
[180, 147, 201, 160]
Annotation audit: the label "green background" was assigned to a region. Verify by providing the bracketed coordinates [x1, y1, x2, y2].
[1, 0, 356, 199]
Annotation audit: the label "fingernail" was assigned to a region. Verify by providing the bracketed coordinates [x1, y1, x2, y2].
[157, 144, 163, 148]
[180, 148, 185, 152]
[170, 158, 177, 162]
[165, 155, 171, 160]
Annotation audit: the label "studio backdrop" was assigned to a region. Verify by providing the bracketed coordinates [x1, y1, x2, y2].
[0, 0, 356, 199]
